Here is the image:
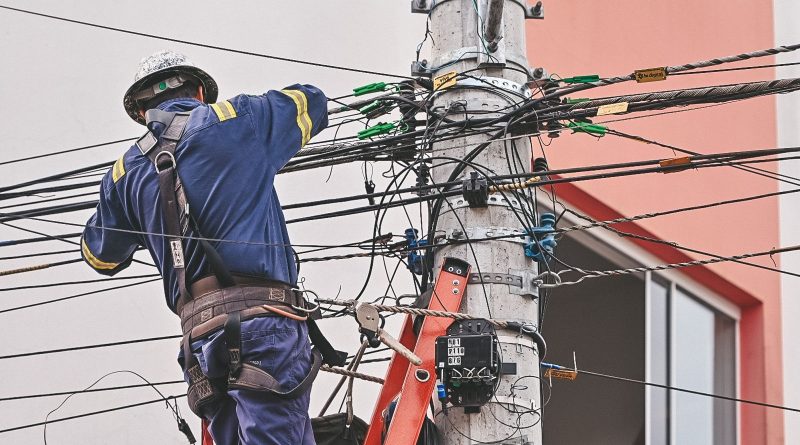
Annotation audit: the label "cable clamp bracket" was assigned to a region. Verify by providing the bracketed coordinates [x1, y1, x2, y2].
[443, 192, 533, 215]
[445, 226, 528, 245]
[467, 268, 539, 297]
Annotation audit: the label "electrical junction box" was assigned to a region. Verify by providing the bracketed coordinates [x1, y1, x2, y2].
[435, 319, 500, 409]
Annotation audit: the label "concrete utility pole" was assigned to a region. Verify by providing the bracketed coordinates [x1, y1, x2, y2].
[414, 0, 545, 443]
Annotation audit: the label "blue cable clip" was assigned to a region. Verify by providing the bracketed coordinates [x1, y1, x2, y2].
[404, 228, 428, 275]
[525, 213, 557, 261]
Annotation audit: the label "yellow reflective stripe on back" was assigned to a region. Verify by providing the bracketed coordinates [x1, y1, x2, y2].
[112, 156, 126, 183]
[210, 100, 237, 122]
[280, 89, 312, 146]
[81, 239, 119, 270]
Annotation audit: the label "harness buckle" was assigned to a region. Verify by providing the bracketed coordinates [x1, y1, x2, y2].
[154, 151, 177, 173]
[228, 348, 242, 382]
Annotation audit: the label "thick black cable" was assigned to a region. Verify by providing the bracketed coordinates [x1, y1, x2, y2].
[0, 334, 181, 360]
[0, 274, 159, 293]
[0, 181, 102, 201]
[286, 150, 800, 224]
[0, 5, 412, 80]
[0, 278, 160, 314]
[0, 138, 135, 168]
[670, 61, 800, 77]
[0, 232, 81, 247]
[5, 147, 800, 240]
[0, 250, 77, 261]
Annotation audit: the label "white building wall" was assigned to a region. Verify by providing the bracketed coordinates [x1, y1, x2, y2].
[774, 1, 800, 443]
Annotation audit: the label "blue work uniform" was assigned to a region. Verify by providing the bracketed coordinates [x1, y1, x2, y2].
[81, 85, 328, 445]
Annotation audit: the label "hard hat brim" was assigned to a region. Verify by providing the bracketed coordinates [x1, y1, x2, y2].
[123, 64, 219, 125]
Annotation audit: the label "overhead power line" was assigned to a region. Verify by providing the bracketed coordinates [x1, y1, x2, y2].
[669, 61, 800, 77]
[0, 394, 188, 434]
[0, 137, 136, 168]
[0, 278, 160, 314]
[569, 366, 800, 414]
[0, 4, 413, 80]
[0, 334, 181, 360]
[541, 243, 800, 288]
[0, 381, 184, 403]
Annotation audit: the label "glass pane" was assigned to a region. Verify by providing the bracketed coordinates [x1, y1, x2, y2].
[714, 314, 737, 444]
[672, 289, 715, 445]
[648, 278, 669, 445]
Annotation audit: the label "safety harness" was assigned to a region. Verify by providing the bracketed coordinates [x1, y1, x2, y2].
[137, 109, 346, 417]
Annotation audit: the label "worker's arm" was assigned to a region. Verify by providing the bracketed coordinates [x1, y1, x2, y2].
[81, 160, 140, 276]
[251, 84, 329, 170]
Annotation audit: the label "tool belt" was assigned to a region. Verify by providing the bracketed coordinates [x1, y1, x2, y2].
[178, 275, 304, 339]
[139, 110, 347, 418]
[181, 279, 324, 418]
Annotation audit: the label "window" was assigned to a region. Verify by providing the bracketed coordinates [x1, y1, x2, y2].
[647, 280, 737, 445]
[540, 224, 738, 445]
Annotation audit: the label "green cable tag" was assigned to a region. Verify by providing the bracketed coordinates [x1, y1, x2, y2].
[158, 81, 167, 91]
[357, 122, 397, 139]
[562, 75, 600, 84]
[359, 100, 384, 115]
[568, 121, 607, 136]
[353, 82, 387, 97]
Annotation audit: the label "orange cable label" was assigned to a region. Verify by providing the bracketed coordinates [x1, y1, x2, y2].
[544, 369, 578, 380]
[659, 156, 692, 173]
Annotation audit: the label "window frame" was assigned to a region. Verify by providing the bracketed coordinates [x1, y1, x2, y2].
[553, 208, 741, 444]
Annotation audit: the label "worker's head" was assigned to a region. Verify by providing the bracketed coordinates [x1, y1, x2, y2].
[123, 50, 218, 125]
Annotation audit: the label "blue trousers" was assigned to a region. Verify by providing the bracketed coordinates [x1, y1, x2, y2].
[180, 316, 317, 445]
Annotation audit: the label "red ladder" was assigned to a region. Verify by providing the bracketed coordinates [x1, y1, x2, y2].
[364, 257, 470, 445]
[202, 257, 471, 445]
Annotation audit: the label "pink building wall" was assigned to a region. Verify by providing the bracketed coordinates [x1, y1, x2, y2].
[526, 1, 784, 443]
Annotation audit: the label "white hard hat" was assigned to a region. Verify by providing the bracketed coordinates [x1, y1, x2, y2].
[123, 50, 218, 125]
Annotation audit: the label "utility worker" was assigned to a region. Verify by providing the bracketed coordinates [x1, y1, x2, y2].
[80, 50, 343, 444]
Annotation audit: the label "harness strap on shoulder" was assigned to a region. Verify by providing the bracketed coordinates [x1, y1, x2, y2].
[145, 109, 178, 130]
[146, 111, 235, 302]
[151, 113, 192, 301]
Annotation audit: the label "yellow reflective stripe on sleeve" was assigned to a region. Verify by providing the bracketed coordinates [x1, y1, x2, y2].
[222, 101, 237, 119]
[81, 239, 119, 270]
[210, 100, 237, 122]
[280, 89, 312, 146]
[112, 156, 126, 183]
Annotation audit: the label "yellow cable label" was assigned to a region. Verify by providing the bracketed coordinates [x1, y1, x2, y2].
[433, 71, 458, 91]
[634, 67, 667, 83]
[596, 102, 629, 116]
